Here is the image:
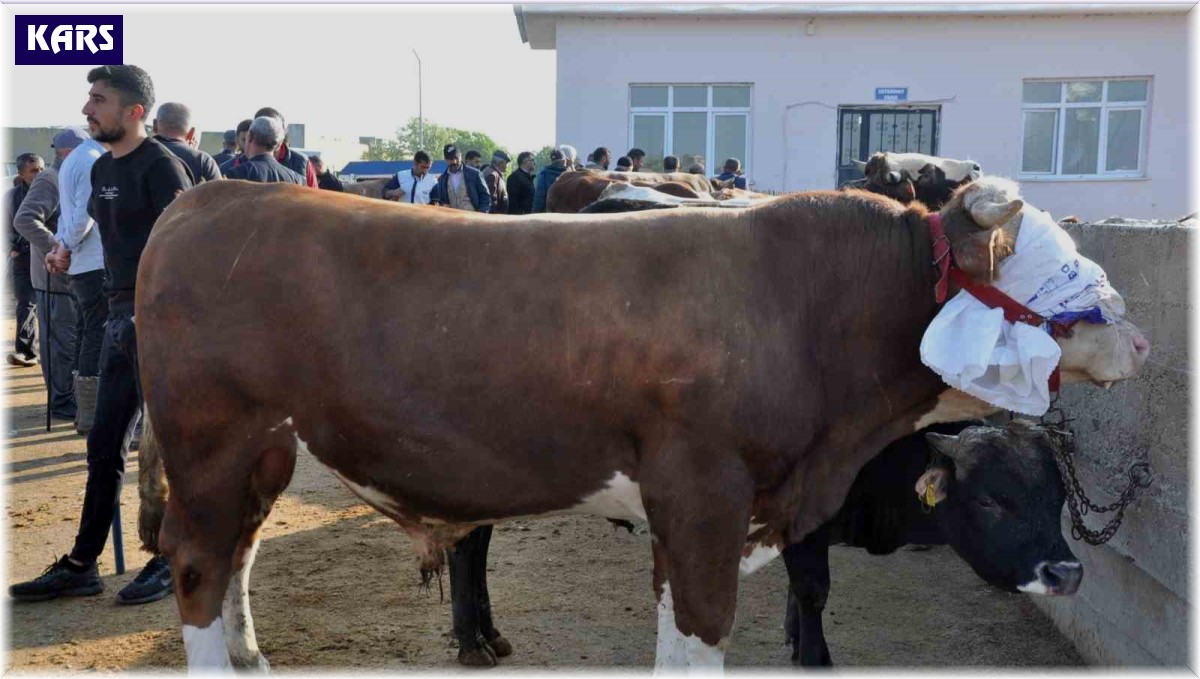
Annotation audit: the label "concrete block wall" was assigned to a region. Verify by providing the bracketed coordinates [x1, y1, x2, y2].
[1030, 218, 1192, 666]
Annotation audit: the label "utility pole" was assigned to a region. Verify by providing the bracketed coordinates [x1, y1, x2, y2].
[412, 49, 424, 151]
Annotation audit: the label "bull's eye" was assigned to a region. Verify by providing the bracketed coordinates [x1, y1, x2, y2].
[975, 496, 997, 508]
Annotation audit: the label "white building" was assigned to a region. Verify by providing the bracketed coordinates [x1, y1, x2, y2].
[516, 4, 1192, 220]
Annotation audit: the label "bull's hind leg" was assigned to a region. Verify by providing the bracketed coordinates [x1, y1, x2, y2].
[450, 527, 498, 666]
[472, 526, 512, 658]
[641, 433, 755, 672]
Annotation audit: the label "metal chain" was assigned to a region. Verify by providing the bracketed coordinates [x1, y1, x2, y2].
[1039, 396, 1154, 546]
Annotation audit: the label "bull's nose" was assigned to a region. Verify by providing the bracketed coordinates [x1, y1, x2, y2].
[1037, 561, 1084, 595]
[1133, 335, 1150, 357]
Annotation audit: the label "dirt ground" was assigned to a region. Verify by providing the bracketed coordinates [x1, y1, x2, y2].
[4, 350, 1084, 671]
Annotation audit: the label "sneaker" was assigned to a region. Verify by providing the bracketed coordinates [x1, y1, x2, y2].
[7, 353, 38, 367]
[115, 555, 172, 605]
[10, 555, 103, 602]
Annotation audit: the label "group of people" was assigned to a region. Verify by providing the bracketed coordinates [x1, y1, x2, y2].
[379, 143, 751, 216]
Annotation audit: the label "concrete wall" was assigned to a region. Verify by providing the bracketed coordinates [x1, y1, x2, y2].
[553, 12, 1191, 220]
[1029, 218, 1192, 666]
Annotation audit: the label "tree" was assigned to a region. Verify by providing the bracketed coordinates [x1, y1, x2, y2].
[361, 117, 510, 162]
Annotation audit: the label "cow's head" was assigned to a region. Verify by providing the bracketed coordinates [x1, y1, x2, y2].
[915, 421, 1082, 595]
[938, 177, 1149, 386]
[852, 153, 916, 204]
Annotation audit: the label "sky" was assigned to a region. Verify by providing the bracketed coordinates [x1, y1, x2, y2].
[3, 4, 558, 152]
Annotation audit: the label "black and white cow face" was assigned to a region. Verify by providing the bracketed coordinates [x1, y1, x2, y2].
[914, 421, 1082, 596]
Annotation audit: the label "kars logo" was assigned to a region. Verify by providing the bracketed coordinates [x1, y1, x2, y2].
[15, 15, 123, 66]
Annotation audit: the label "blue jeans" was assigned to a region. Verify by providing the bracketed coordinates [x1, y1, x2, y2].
[70, 270, 107, 377]
[70, 309, 140, 565]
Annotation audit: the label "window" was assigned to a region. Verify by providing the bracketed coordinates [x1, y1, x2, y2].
[629, 84, 751, 173]
[1020, 78, 1150, 178]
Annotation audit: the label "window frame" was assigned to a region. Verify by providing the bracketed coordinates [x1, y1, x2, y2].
[1018, 77, 1151, 182]
[628, 83, 753, 174]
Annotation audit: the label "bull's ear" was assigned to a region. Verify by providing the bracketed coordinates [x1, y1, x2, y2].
[925, 432, 961, 459]
[914, 467, 951, 506]
[850, 159, 868, 171]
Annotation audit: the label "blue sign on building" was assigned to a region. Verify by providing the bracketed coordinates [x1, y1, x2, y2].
[875, 87, 909, 102]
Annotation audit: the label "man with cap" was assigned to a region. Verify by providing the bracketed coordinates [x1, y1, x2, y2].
[47, 122, 106, 436]
[309, 155, 344, 192]
[431, 144, 491, 213]
[613, 156, 633, 173]
[223, 117, 305, 185]
[505, 151, 537, 215]
[212, 129, 238, 168]
[479, 150, 510, 214]
[532, 147, 571, 213]
[13, 130, 83, 418]
[151, 102, 220, 184]
[6, 152, 44, 367]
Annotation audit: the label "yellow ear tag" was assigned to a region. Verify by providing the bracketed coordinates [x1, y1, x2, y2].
[924, 483, 940, 508]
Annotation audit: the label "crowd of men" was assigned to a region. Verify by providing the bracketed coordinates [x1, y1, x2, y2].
[2, 62, 751, 609]
[380, 143, 750, 215]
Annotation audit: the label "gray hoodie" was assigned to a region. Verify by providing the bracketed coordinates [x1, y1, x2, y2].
[13, 161, 72, 294]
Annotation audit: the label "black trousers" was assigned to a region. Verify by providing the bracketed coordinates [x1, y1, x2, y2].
[70, 269, 107, 377]
[70, 309, 141, 566]
[34, 289, 79, 417]
[11, 255, 37, 359]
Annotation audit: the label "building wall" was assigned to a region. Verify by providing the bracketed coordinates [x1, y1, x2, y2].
[1029, 219, 1192, 666]
[553, 12, 1190, 220]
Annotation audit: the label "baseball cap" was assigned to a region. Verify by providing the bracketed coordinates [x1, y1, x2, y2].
[223, 129, 237, 143]
[549, 148, 564, 162]
[443, 144, 459, 159]
[51, 127, 89, 150]
[492, 150, 511, 163]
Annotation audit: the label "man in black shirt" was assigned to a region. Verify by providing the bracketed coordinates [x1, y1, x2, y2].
[505, 151, 536, 215]
[219, 118, 252, 177]
[224, 117, 305, 185]
[11, 64, 193, 607]
[151, 102, 218, 184]
[212, 129, 238, 168]
[309, 155, 344, 192]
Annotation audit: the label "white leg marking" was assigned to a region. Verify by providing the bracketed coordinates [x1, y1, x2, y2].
[573, 471, 647, 521]
[184, 618, 234, 673]
[683, 634, 727, 673]
[1017, 579, 1050, 595]
[738, 543, 782, 576]
[654, 582, 688, 671]
[222, 539, 269, 671]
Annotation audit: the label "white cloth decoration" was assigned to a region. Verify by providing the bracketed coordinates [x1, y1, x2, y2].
[920, 206, 1122, 416]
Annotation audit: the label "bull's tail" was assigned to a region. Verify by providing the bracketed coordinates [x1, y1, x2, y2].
[137, 407, 170, 554]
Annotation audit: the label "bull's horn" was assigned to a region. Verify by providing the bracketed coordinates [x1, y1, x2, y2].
[925, 432, 961, 459]
[969, 198, 1024, 228]
[850, 159, 867, 171]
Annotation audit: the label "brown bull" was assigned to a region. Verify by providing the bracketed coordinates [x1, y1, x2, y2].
[546, 170, 713, 213]
[137, 178, 1148, 671]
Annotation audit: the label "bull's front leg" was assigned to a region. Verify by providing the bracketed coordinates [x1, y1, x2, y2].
[782, 525, 833, 666]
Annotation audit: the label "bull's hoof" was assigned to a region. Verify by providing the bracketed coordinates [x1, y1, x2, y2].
[457, 645, 498, 667]
[487, 635, 513, 658]
[231, 651, 270, 673]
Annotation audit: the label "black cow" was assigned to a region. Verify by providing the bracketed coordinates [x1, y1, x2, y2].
[846, 152, 981, 210]
[783, 420, 1081, 666]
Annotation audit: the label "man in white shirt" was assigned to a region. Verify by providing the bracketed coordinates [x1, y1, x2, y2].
[44, 127, 106, 435]
[383, 150, 438, 205]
